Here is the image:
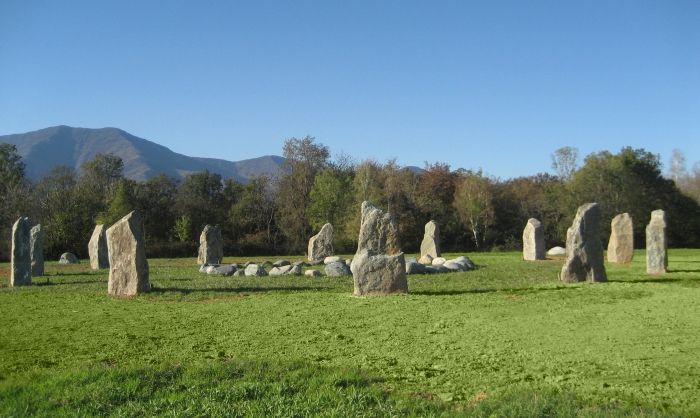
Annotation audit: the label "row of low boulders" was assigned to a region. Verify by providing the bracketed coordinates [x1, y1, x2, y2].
[406, 255, 475, 274]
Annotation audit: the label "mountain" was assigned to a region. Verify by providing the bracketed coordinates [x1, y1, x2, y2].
[0, 126, 286, 182]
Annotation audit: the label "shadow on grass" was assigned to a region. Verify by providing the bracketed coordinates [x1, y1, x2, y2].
[667, 269, 700, 273]
[609, 277, 692, 284]
[150, 286, 331, 295]
[34, 279, 105, 286]
[412, 286, 578, 296]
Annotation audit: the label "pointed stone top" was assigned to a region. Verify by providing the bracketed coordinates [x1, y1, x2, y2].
[527, 218, 541, 227]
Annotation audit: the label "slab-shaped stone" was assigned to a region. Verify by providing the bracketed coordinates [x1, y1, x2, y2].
[560, 203, 607, 283]
[352, 250, 408, 296]
[30, 224, 44, 276]
[308, 223, 334, 262]
[107, 211, 150, 296]
[198, 225, 223, 265]
[11, 217, 32, 287]
[522, 218, 545, 261]
[356, 201, 400, 255]
[607, 213, 634, 264]
[420, 220, 441, 260]
[646, 209, 667, 274]
[88, 224, 109, 269]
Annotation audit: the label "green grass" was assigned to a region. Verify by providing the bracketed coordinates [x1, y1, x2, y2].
[0, 250, 698, 417]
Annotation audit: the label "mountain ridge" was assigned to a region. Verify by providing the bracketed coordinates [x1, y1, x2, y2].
[0, 126, 287, 183]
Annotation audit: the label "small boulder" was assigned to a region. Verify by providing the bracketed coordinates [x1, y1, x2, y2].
[305, 269, 323, 277]
[324, 256, 343, 265]
[325, 261, 351, 277]
[233, 269, 245, 277]
[244, 264, 267, 277]
[270, 265, 294, 276]
[199, 264, 209, 273]
[209, 264, 236, 276]
[59, 252, 79, 264]
[272, 260, 291, 268]
[547, 246, 566, 256]
[443, 261, 465, 271]
[405, 260, 427, 274]
[431, 257, 446, 266]
[287, 264, 302, 276]
[418, 254, 433, 265]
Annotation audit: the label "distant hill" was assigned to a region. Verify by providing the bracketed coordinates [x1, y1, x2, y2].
[0, 126, 286, 182]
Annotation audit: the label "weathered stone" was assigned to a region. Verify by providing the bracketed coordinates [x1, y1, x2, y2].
[345, 259, 352, 266]
[199, 264, 210, 273]
[560, 203, 607, 283]
[270, 265, 294, 276]
[11, 217, 32, 287]
[547, 246, 566, 256]
[308, 223, 334, 262]
[424, 266, 439, 274]
[59, 252, 79, 264]
[607, 213, 634, 264]
[272, 260, 291, 267]
[356, 201, 401, 255]
[522, 218, 545, 261]
[233, 269, 245, 277]
[420, 220, 441, 260]
[405, 260, 426, 274]
[287, 264, 302, 275]
[451, 256, 475, 270]
[325, 261, 351, 277]
[209, 264, 236, 276]
[244, 264, 267, 276]
[197, 225, 223, 265]
[88, 224, 109, 270]
[351, 250, 408, 296]
[305, 269, 322, 277]
[418, 254, 433, 265]
[443, 261, 466, 272]
[107, 211, 150, 296]
[30, 224, 44, 276]
[324, 256, 342, 265]
[431, 257, 447, 266]
[646, 209, 668, 274]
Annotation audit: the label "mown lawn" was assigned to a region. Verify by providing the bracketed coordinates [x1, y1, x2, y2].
[0, 250, 698, 417]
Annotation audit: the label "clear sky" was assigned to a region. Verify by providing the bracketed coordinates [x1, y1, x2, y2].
[1, 1, 698, 179]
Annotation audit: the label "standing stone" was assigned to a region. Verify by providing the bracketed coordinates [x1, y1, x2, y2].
[350, 201, 407, 296]
[307, 223, 334, 262]
[355, 201, 401, 255]
[560, 203, 607, 283]
[30, 224, 44, 276]
[419, 220, 441, 260]
[607, 213, 634, 264]
[106, 211, 150, 296]
[88, 224, 110, 270]
[522, 218, 545, 261]
[197, 225, 223, 265]
[10, 217, 32, 287]
[646, 209, 667, 274]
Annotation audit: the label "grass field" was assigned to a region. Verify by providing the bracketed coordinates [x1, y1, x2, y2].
[1, 250, 699, 417]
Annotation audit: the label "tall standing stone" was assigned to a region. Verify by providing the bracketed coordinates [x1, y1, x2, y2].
[646, 209, 667, 274]
[607, 213, 634, 264]
[308, 223, 334, 262]
[350, 201, 407, 296]
[107, 211, 150, 296]
[11, 217, 32, 287]
[197, 225, 223, 265]
[88, 224, 110, 270]
[30, 224, 44, 276]
[522, 218, 545, 261]
[420, 220, 441, 260]
[560, 203, 607, 283]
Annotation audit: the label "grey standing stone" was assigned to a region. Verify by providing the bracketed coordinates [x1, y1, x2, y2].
[350, 201, 407, 296]
[106, 211, 150, 296]
[355, 201, 401, 255]
[560, 203, 607, 283]
[420, 220, 441, 260]
[11, 217, 32, 287]
[522, 218, 545, 261]
[646, 209, 667, 274]
[59, 252, 79, 264]
[308, 223, 334, 262]
[352, 250, 407, 295]
[88, 224, 109, 270]
[607, 213, 634, 264]
[30, 224, 44, 276]
[197, 225, 223, 265]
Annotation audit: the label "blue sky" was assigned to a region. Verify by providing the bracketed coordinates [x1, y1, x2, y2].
[1, 1, 698, 179]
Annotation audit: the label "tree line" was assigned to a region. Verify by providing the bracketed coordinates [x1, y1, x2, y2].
[2, 139, 699, 261]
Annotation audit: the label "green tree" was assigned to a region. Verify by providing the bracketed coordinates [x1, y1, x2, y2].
[276, 136, 329, 252]
[0, 144, 31, 260]
[230, 176, 279, 253]
[174, 215, 192, 243]
[175, 171, 225, 240]
[97, 181, 135, 225]
[133, 174, 179, 242]
[551, 146, 579, 181]
[453, 171, 495, 249]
